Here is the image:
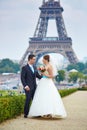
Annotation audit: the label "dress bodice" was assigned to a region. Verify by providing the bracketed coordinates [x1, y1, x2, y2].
[42, 70, 48, 78]
[42, 75, 48, 78]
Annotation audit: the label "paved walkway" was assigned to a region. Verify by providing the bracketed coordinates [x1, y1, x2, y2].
[0, 91, 87, 130]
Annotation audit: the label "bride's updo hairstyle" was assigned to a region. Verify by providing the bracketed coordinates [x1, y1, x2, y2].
[43, 55, 50, 62]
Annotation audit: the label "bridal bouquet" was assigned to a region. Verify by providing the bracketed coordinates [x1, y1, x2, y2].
[37, 66, 46, 72]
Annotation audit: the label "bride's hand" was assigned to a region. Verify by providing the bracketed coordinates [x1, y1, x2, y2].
[42, 72, 47, 76]
[40, 72, 44, 75]
[40, 71, 44, 75]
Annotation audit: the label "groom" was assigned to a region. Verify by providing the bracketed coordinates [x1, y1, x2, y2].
[21, 54, 42, 118]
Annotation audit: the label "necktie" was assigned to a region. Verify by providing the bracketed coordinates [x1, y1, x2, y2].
[30, 65, 34, 73]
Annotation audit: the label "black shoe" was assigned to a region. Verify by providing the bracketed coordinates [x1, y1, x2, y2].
[24, 115, 27, 118]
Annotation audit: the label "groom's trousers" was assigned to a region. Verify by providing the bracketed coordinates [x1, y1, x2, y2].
[24, 89, 35, 116]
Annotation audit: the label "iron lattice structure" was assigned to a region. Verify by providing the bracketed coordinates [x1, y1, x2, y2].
[20, 0, 78, 66]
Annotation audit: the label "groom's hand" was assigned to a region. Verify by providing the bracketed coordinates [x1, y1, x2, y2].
[25, 85, 30, 91]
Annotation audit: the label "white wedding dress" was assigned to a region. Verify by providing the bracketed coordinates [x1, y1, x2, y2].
[28, 76, 67, 118]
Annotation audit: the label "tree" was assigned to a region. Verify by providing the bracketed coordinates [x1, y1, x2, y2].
[66, 62, 86, 73]
[0, 58, 20, 73]
[55, 70, 65, 83]
[78, 72, 84, 85]
[85, 62, 87, 68]
[66, 64, 78, 71]
[84, 75, 87, 85]
[83, 62, 87, 74]
[76, 62, 85, 72]
[68, 72, 79, 83]
[82, 69, 87, 74]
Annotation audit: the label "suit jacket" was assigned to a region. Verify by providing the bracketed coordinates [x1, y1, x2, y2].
[21, 64, 42, 90]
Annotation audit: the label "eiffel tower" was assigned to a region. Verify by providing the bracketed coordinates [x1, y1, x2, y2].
[20, 0, 78, 66]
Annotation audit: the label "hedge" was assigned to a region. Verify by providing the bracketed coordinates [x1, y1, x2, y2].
[78, 86, 87, 91]
[59, 88, 78, 97]
[0, 95, 25, 123]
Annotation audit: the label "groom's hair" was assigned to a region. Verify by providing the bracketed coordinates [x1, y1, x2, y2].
[28, 54, 36, 61]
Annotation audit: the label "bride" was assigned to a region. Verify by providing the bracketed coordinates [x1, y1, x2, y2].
[28, 55, 67, 118]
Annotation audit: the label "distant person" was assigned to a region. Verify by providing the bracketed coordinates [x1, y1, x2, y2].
[21, 54, 42, 118]
[29, 55, 67, 118]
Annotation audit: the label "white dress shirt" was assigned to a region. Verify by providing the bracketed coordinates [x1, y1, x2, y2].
[29, 64, 34, 73]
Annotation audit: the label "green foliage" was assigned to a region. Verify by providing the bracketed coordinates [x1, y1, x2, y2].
[0, 90, 20, 97]
[0, 58, 20, 73]
[84, 62, 87, 69]
[76, 62, 85, 72]
[78, 86, 87, 91]
[68, 72, 85, 83]
[82, 68, 87, 74]
[78, 72, 84, 84]
[59, 88, 78, 97]
[0, 95, 25, 123]
[68, 72, 79, 83]
[66, 62, 87, 74]
[84, 75, 87, 84]
[55, 70, 65, 83]
[66, 64, 78, 71]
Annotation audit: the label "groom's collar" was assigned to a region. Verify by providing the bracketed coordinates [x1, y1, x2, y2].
[28, 63, 33, 67]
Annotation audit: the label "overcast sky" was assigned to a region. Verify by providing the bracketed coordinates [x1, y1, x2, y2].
[0, 0, 87, 62]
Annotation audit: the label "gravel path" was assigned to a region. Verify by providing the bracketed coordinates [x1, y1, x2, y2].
[0, 91, 87, 130]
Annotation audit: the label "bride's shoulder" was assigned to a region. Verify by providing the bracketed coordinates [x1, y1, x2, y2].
[45, 63, 53, 70]
[48, 64, 53, 70]
[49, 63, 53, 67]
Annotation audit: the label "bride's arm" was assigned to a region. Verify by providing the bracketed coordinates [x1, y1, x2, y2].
[43, 66, 54, 78]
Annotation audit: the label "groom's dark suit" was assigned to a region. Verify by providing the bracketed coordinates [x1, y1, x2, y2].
[21, 64, 42, 116]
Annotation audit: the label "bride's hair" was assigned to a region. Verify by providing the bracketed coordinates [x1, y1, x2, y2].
[43, 54, 57, 76]
[43, 55, 50, 62]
